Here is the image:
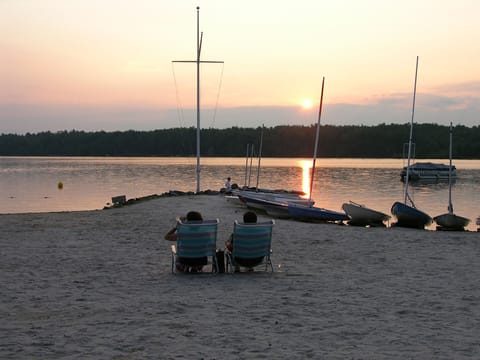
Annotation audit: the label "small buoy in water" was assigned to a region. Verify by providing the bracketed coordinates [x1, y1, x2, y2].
[57, 181, 63, 190]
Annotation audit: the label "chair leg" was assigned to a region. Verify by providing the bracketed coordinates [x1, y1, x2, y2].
[212, 255, 218, 273]
[225, 253, 232, 273]
[264, 256, 272, 272]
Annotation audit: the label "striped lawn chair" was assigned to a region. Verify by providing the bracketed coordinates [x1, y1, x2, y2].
[225, 220, 275, 273]
[171, 219, 219, 274]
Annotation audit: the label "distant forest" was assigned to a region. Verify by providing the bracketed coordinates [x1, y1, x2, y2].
[1, 123, 479, 158]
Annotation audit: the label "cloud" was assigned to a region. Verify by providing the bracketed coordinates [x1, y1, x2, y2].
[433, 81, 480, 96]
[1, 89, 478, 135]
[0, 104, 174, 134]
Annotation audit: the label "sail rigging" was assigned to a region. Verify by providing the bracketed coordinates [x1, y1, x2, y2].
[172, 7, 224, 193]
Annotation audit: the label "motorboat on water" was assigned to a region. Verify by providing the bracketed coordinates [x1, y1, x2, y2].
[400, 162, 456, 182]
[342, 201, 391, 227]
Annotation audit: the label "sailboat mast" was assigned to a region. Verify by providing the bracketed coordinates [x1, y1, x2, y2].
[172, 7, 223, 194]
[309, 77, 325, 201]
[244, 144, 250, 187]
[255, 125, 264, 190]
[403, 56, 419, 205]
[195, 6, 201, 193]
[448, 122, 453, 214]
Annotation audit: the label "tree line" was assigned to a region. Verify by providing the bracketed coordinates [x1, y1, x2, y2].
[1, 123, 479, 158]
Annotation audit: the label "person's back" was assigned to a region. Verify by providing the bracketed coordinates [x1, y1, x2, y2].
[165, 211, 207, 272]
[227, 211, 264, 270]
[225, 211, 256, 251]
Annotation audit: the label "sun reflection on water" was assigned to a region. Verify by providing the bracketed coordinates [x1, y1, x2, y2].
[298, 160, 312, 198]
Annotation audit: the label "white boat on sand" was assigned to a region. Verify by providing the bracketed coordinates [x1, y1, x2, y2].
[434, 212, 470, 231]
[342, 201, 390, 227]
[236, 189, 307, 201]
[237, 193, 313, 213]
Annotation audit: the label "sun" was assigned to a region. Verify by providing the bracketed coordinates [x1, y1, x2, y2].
[301, 99, 313, 110]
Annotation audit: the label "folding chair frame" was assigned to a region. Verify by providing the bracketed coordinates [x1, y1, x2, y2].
[171, 219, 219, 274]
[225, 220, 275, 273]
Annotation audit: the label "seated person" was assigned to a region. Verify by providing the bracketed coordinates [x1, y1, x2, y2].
[165, 210, 207, 272]
[225, 211, 264, 269]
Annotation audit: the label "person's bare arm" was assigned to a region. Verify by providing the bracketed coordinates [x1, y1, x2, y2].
[164, 227, 177, 241]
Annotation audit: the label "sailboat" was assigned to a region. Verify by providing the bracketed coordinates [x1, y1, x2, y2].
[287, 77, 349, 223]
[173, 7, 223, 193]
[341, 201, 391, 227]
[433, 123, 471, 230]
[391, 56, 433, 229]
[232, 127, 312, 215]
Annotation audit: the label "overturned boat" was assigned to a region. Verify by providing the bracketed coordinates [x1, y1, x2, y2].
[342, 201, 390, 227]
[391, 201, 433, 229]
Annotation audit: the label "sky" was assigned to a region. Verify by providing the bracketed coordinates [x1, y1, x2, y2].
[1, 0, 479, 134]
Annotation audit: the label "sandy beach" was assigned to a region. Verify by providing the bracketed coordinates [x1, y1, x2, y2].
[1, 194, 479, 359]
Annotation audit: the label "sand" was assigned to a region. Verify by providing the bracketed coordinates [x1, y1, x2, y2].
[1, 194, 479, 359]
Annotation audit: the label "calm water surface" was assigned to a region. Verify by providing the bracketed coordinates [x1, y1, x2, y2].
[1, 157, 479, 230]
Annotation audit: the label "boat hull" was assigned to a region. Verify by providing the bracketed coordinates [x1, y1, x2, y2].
[236, 190, 311, 203]
[433, 213, 470, 230]
[237, 193, 313, 212]
[391, 201, 432, 229]
[224, 195, 244, 207]
[264, 203, 290, 218]
[288, 204, 349, 222]
[236, 192, 291, 218]
[342, 202, 390, 226]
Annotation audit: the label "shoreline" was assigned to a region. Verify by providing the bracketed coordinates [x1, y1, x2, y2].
[3, 191, 478, 233]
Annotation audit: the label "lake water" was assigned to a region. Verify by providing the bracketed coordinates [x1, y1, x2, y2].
[1, 156, 479, 230]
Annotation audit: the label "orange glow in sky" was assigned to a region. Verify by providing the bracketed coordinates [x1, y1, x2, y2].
[301, 99, 313, 110]
[1, 0, 479, 133]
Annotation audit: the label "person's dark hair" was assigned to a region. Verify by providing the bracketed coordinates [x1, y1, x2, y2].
[243, 211, 257, 223]
[186, 211, 203, 221]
